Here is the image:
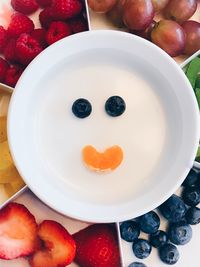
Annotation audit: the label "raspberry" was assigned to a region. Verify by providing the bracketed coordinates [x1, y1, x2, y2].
[0, 26, 8, 52]
[69, 17, 88, 33]
[4, 64, 24, 87]
[16, 33, 43, 65]
[46, 21, 72, 45]
[39, 8, 55, 29]
[3, 39, 17, 62]
[7, 12, 35, 38]
[11, 0, 39, 15]
[52, 0, 82, 20]
[31, 28, 47, 48]
[0, 58, 9, 83]
[36, 0, 52, 7]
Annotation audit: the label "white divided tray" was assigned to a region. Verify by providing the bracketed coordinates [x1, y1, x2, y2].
[0, 0, 200, 266]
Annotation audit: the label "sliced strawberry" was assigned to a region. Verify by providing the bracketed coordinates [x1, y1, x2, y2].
[0, 202, 38, 260]
[29, 220, 76, 267]
[73, 224, 121, 267]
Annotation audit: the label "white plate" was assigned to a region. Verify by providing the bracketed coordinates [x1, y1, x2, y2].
[8, 30, 199, 223]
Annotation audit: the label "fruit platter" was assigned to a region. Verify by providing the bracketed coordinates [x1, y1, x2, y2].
[0, 0, 200, 267]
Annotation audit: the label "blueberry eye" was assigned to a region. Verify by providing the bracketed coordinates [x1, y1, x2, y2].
[105, 96, 126, 117]
[72, 98, 92, 118]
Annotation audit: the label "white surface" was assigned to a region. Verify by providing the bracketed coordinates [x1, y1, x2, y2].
[8, 30, 199, 222]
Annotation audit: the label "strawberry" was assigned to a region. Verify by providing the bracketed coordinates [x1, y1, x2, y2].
[3, 38, 17, 62]
[31, 28, 47, 48]
[0, 202, 37, 259]
[11, 0, 39, 15]
[0, 26, 8, 52]
[29, 220, 76, 267]
[46, 21, 72, 45]
[36, 0, 52, 7]
[7, 12, 35, 38]
[52, 0, 82, 20]
[16, 33, 43, 65]
[73, 224, 121, 267]
[0, 57, 9, 82]
[69, 17, 88, 33]
[39, 7, 55, 29]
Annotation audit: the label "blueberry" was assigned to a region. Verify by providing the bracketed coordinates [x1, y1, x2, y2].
[120, 221, 140, 242]
[132, 239, 152, 259]
[72, 98, 92, 118]
[105, 96, 126, 117]
[138, 211, 160, 234]
[168, 222, 192, 245]
[128, 262, 147, 267]
[182, 169, 198, 187]
[159, 194, 187, 222]
[159, 243, 179, 265]
[182, 186, 200, 206]
[186, 207, 200, 225]
[149, 230, 168, 248]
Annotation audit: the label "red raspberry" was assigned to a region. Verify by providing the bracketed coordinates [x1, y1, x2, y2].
[0, 26, 8, 52]
[52, 0, 82, 20]
[7, 12, 35, 38]
[3, 39, 17, 62]
[39, 7, 55, 29]
[31, 28, 47, 48]
[4, 64, 24, 87]
[36, 0, 52, 7]
[16, 33, 43, 65]
[11, 0, 39, 15]
[69, 17, 88, 33]
[0, 57, 9, 82]
[46, 21, 72, 45]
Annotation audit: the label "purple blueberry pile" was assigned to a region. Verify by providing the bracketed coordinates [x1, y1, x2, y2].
[120, 168, 200, 266]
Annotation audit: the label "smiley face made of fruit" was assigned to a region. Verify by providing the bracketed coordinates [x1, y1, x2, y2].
[71, 96, 125, 172]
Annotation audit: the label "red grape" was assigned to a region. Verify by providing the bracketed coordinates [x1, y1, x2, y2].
[182, 20, 200, 55]
[130, 20, 156, 40]
[123, 0, 155, 31]
[164, 0, 197, 23]
[151, 0, 169, 12]
[87, 0, 117, 13]
[107, 0, 126, 27]
[151, 20, 186, 57]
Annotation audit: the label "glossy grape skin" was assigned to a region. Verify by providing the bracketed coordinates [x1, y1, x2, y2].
[88, 0, 117, 13]
[164, 0, 197, 23]
[151, 0, 169, 12]
[151, 20, 186, 57]
[123, 0, 155, 31]
[130, 20, 156, 41]
[182, 20, 200, 56]
[107, 0, 126, 27]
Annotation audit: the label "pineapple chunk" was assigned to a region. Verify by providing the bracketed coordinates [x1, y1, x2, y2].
[0, 184, 10, 204]
[0, 116, 7, 142]
[0, 141, 18, 183]
[0, 94, 10, 117]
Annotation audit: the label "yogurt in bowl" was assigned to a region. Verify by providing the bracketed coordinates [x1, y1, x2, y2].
[7, 30, 200, 222]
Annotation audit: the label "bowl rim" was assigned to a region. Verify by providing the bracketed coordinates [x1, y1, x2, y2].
[7, 30, 200, 222]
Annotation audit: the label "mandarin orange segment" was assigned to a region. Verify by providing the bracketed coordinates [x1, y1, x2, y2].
[82, 145, 123, 172]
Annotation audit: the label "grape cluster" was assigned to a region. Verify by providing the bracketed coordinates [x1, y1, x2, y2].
[88, 0, 200, 57]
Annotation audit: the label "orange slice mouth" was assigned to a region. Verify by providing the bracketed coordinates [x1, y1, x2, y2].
[82, 145, 123, 172]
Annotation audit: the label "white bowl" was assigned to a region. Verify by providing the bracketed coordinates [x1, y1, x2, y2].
[8, 30, 200, 223]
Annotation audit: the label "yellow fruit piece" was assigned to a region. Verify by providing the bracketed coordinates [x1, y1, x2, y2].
[0, 94, 10, 117]
[0, 141, 18, 183]
[0, 116, 7, 142]
[0, 184, 10, 204]
[4, 183, 14, 197]
[10, 173, 25, 193]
